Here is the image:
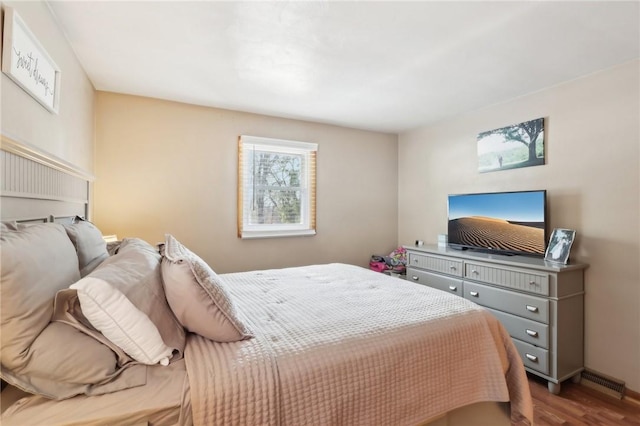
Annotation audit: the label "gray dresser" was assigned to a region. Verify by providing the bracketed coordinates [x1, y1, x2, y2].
[404, 244, 587, 394]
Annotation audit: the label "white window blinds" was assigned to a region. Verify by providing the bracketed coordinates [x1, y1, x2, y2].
[238, 135, 317, 239]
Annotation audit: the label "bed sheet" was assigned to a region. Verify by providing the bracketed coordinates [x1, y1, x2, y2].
[1, 359, 191, 426]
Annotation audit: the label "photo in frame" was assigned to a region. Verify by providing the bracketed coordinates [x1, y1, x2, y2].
[544, 228, 576, 264]
[1, 7, 61, 113]
[477, 117, 545, 173]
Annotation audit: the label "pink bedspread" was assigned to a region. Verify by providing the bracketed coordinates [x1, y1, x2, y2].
[185, 263, 533, 425]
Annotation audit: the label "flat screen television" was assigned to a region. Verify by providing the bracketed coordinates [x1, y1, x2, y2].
[447, 190, 547, 256]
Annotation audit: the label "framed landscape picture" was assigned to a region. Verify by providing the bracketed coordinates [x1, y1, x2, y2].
[544, 228, 576, 264]
[477, 117, 545, 173]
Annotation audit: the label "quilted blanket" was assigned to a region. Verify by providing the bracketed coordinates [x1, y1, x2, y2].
[185, 263, 533, 425]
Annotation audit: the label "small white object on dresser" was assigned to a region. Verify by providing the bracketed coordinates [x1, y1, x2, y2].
[404, 244, 588, 395]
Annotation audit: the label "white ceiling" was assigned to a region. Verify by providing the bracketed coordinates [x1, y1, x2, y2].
[47, 1, 640, 134]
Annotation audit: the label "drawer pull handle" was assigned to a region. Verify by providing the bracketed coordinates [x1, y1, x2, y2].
[471, 270, 479, 275]
[449, 265, 457, 271]
[526, 305, 539, 313]
[469, 291, 479, 297]
[448, 285, 457, 292]
[525, 353, 538, 363]
[411, 276, 419, 281]
[529, 280, 537, 286]
[526, 329, 539, 338]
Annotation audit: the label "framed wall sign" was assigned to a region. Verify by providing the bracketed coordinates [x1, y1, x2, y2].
[2, 7, 61, 114]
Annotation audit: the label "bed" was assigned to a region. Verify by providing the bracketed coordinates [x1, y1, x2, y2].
[0, 135, 533, 425]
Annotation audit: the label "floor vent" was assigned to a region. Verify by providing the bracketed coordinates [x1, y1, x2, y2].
[581, 369, 625, 399]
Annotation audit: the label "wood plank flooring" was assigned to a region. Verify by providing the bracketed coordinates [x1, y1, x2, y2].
[529, 374, 640, 425]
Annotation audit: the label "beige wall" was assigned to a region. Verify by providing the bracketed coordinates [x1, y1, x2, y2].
[0, 1, 95, 172]
[398, 60, 640, 392]
[94, 92, 398, 273]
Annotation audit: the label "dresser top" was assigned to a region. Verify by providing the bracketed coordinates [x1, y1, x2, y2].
[404, 244, 588, 273]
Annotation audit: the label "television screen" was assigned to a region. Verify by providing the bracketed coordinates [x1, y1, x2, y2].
[447, 190, 547, 256]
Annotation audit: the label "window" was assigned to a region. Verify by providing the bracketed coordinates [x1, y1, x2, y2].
[238, 135, 317, 239]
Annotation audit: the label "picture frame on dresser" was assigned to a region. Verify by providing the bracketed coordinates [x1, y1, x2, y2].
[545, 228, 576, 265]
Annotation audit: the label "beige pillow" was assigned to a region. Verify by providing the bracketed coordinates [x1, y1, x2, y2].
[160, 234, 252, 342]
[1, 223, 80, 369]
[1, 322, 146, 400]
[81, 238, 186, 359]
[0, 223, 145, 400]
[63, 217, 109, 277]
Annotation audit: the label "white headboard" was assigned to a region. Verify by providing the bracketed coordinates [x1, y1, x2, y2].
[1, 134, 94, 223]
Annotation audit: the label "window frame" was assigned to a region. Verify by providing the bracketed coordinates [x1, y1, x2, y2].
[237, 135, 317, 239]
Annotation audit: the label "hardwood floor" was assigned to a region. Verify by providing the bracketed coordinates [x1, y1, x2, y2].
[529, 374, 640, 425]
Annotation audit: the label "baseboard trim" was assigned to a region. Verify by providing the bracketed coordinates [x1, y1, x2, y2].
[624, 388, 640, 406]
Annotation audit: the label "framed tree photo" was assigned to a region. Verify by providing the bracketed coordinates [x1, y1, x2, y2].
[544, 228, 576, 264]
[477, 117, 545, 173]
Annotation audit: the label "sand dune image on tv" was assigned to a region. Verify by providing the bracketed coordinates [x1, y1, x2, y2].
[448, 216, 545, 255]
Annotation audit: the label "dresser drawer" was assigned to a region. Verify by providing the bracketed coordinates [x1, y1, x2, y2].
[465, 262, 549, 296]
[464, 282, 549, 323]
[513, 339, 550, 375]
[408, 253, 463, 277]
[486, 308, 549, 349]
[407, 268, 462, 296]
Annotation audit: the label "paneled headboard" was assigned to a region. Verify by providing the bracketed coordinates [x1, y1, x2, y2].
[0, 134, 94, 223]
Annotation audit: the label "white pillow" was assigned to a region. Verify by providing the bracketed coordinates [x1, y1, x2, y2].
[71, 277, 173, 366]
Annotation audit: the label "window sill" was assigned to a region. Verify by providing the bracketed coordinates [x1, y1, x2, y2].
[240, 229, 316, 239]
